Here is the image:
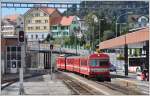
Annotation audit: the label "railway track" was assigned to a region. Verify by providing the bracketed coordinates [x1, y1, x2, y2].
[56, 71, 103, 95]
[59, 71, 145, 95]
[1, 73, 47, 90]
[95, 81, 144, 95]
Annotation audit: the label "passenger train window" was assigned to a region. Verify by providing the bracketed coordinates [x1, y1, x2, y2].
[99, 61, 109, 66]
[81, 59, 87, 66]
[90, 59, 109, 66]
[90, 60, 97, 66]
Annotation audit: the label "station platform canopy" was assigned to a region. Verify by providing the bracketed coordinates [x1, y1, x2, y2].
[99, 27, 149, 49]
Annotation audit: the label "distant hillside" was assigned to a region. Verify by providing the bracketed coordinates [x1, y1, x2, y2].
[63, 1, 149, 22]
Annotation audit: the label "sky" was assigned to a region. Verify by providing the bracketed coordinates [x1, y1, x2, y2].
[1, 0, 81, 17]
[2, 8, 67, 17]
[2, 8, 29, 17]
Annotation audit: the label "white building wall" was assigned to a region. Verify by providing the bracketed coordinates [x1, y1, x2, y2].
[26, 32, 49, 41]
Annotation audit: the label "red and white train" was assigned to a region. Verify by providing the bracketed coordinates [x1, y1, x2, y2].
[56, 53, 111, 81]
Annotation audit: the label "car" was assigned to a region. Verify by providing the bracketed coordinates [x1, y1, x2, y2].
[109, 64, 116, 72]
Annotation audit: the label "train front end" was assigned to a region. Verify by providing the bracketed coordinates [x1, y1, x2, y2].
[89, 53, 111, 81]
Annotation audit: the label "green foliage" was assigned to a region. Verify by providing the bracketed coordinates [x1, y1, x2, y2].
[79, 35, 86, 46]
[84, 43, 91, 49]
[103, 30, 115, 40]
[116, 54, 125, 60]
[45, 34, 54, 42]
[63, 4, 77, 16]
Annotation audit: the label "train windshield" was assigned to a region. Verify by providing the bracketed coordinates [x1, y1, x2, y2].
[90, 59, 109, 66]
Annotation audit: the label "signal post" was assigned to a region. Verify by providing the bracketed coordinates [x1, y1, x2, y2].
[50, 44, 53, 80]
[18, 31, 25, 95]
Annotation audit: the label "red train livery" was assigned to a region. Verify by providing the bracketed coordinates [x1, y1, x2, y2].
[56, 53, 111, 81]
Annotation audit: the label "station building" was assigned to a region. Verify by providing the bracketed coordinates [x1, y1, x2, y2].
[99, 27, 149, 73]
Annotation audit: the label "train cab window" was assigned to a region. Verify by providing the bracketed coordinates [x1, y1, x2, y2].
[90, 60, 98, 66]
[90, 59, 109, 66]
[98, 60, 109, 66]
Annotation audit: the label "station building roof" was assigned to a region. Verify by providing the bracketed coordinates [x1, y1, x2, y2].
[99, 27, 149, 49]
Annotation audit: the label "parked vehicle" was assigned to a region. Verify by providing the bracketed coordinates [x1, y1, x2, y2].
[56, 53, 111, 81]
[109, 64, 116, 72]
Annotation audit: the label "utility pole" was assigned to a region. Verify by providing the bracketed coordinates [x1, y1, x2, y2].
[124, 36, 128, 76]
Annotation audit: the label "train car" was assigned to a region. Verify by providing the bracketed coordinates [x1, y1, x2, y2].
[66, 57, 80, 73]
[87, 53, 110, 81]
[56, 53, 111, 81]
[56, 55, 66, 70]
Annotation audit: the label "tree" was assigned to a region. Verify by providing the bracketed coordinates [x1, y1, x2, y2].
[103, 30, 115, 40]
[79, 35, 86, 46]
[42, 34, 54, 43]
[63, 4, 77, 16]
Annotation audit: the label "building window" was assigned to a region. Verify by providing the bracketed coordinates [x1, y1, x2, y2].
[28, 20, 31, 23]
[44, 26, 47, 30]
[35, 13, 40, 17]
[11, 47, 17, 51]
[52, 26, 57, 30]
[36, 26, 40, 30]
[28, 27, 30, 30]
[35, 20, 41, 23]
[36, 34, 38, 39]
[45, 20, 48, 23]
[44, 13, 47, 16]
[31, 35, 33, 39]
[61, 26, 65, 30]
[72, 21, 76, 24]
[31, 27, 33, 30]
[42, 34, 44, 39]
[66, 26, 69, 30]
[28, 27, 33, 30]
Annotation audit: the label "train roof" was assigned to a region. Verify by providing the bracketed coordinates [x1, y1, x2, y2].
[66, 55, 87, 58]
[66, 53, 109, 59]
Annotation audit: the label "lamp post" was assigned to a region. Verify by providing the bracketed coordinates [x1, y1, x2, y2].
[99, 19, 104, 42]
[38, 39, 40, 68]
[92, 15, 98, 53]
[119, 23, 127, 36]
[73, 26, 79, 56]
[116, 12, 133, 37]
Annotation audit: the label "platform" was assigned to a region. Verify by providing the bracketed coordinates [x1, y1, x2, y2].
[110, 70, 149, 94]
[1, 74, 73, 95]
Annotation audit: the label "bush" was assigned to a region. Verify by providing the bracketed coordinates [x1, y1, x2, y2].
[84, 43, 91, 49]
[116, 54, 125, 60]
[102, 30, 115, 41]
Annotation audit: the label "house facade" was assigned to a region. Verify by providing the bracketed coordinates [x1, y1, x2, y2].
[50, 16, 80, 38]
[128, 15, 149, 30]
[1, 15, 17, 36]
[2, 14, 24, 36]
[24, 8, 62, 41]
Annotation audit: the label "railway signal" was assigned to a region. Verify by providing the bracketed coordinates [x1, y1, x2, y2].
[18, 31, 25, 94]
[50, 44, 53, 50]
[19, 31, 25, 43]
[49, 44, 53, 80]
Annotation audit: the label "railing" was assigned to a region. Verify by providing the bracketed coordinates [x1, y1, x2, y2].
[27, 42, 90, 55]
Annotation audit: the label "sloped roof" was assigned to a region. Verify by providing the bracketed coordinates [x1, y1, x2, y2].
[40, 8, 56, 15]
[51, 16, 75, 26]
[61, 16, 75, 26]
[24, 8, 57, 16]
[99, 27, 149, 49]
[50, 17, 62, 25]
[128, 15, 149, 22]
[4, 14, 20, 21]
